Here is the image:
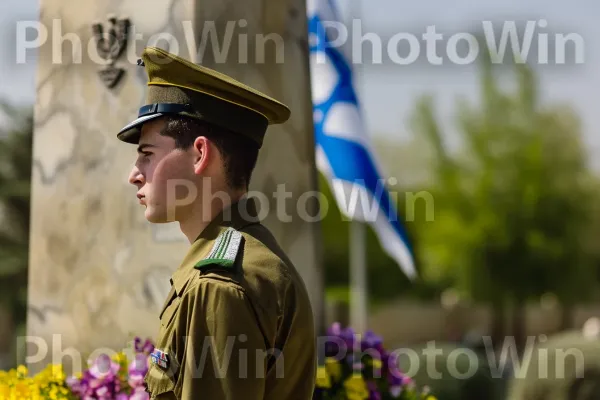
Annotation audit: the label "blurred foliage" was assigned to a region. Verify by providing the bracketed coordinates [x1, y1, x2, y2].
[320, 55, 600, 339]
[0, 101, 32, 367]
[406, 55, 600, 351]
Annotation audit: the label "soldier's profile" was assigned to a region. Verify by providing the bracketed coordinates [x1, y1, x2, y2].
[117, 46, 316, 399]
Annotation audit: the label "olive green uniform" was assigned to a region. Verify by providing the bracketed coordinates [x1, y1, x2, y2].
[115, 47, 317, 399]
[143, 197, 316, 399]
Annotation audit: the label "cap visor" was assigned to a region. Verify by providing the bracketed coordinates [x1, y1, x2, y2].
[117, 113, 164, 143]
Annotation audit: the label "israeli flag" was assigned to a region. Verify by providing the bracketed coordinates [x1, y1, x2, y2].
[307, 0, 416, 279]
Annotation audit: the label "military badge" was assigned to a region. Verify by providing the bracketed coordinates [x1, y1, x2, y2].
[150, 349, 170, 369]
[195, 227, 243, 270]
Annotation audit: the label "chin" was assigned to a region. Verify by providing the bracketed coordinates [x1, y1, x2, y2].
[144, 208, 169, 223]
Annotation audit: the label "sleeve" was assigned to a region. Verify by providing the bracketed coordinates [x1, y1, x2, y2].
[174, 277, 267, 400]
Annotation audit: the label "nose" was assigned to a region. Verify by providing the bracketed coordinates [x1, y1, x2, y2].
[128, 165, 145, 187]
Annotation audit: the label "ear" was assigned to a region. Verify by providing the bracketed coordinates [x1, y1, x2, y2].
[192, 136, 211, 175]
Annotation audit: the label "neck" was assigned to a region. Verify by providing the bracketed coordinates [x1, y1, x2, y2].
[179, 187, 247, 243]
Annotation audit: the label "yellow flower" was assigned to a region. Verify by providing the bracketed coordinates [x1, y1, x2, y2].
[372, 358, 382, 370]
[16, 365, 28, 377]
[0, 383, 10, 399]
[51, 364, 66, 381]
[315, 366, 331, 388]
[14, 380, 32, 396]
[325, 357, 341, 381]
[112, 351, 128, 365]
[0, 363, 72, 400]
[344, 373, 369, 400]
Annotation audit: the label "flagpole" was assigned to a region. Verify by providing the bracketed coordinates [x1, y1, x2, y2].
[349, 220, 367, 334]
[347, 0, 368, 335]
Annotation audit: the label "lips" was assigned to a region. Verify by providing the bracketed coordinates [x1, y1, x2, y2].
[137, 193, 146, 204]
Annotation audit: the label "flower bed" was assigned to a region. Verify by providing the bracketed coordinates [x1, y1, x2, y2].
[0, 325, 435, 400]
[0, 338, 154, 400]
[0, 364, 73, 400]
[314, 323, 436, 400]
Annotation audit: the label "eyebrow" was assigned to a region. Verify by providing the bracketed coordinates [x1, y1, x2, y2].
[137, 143, 157, 154]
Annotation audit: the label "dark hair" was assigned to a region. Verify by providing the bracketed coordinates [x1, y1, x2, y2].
[159, 116, 260, 189]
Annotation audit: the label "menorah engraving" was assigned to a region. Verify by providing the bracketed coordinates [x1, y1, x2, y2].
[91, 16, 131, 89]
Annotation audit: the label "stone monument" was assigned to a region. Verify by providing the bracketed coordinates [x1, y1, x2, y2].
[27, 0, 323, 372]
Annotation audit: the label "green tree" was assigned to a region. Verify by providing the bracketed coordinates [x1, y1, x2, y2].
[411, 57, 599, 352]
[0, 101, 32, 368]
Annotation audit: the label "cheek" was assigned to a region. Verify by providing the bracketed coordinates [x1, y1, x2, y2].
[152, 154, 196, 197]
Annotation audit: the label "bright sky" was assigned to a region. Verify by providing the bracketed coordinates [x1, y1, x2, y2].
[340, 0, 600, 154]
[1, 0, 599, 166]
[0, 0, 39, 104]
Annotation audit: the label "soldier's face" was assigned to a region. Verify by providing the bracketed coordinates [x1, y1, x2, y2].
[128, 118, 198, 223]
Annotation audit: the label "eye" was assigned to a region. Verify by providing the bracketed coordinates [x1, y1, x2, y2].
[136, 152, 152, 164]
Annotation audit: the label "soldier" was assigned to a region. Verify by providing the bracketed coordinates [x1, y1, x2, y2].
[117, 46, 316, 399]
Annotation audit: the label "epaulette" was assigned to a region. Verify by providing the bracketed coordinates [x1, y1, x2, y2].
[194, 227, 243, 271]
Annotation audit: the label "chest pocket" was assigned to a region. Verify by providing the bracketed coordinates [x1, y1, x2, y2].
[160, 296, 181, 329]
[145, 321, 181, 398]
[146, 290, 183, 398]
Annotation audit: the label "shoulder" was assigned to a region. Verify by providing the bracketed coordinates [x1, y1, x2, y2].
[177, 225, 314, 349]
[238, 224, 310, 304]
[191, 225, 299, 292]
[187, 224, 309, 315]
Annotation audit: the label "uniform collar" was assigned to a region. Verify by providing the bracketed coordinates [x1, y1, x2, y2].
[170, 196, 260, 296]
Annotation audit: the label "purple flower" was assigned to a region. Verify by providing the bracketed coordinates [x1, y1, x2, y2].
[389, 385, 403, 398]
[324, 323, 350, 356]
[388, 363, 411, 383]
[142, 340, 155, 355]
[345, 353, 364, 371]
[327, 322, 342, 337]
[89, 354, 120, 379]
[95, 386, 109, 397]
[66, 375, 83, 394]
[367, 380, 381, 400]
[362, 331, 382, 348]
[129, 374, 145, 389]
[361, 330, 384, 354]
[341, 326, 357, 350]
[65, 339, 158, 399]
[130, 388, 150, 400]
[68, 353, 128, 399]
[134, 337, 155, 355]
[383, 350, 396, 367]
[388, 372, 403, 387]
[129, 353, 149, 376]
